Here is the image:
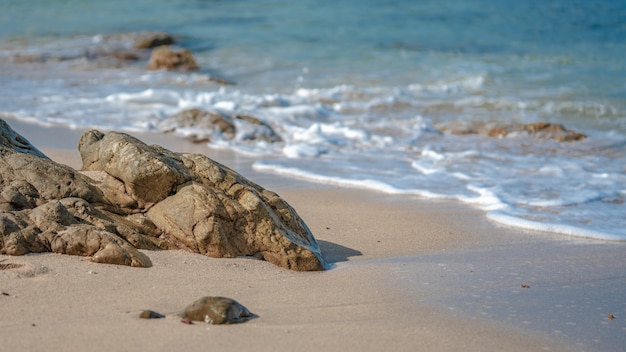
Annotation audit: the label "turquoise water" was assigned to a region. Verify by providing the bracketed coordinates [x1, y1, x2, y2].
[1, 0, 625, 240]
[3, 0, 625, 97]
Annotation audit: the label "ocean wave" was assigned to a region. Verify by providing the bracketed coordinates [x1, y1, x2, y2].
[408, 74, 487, 94]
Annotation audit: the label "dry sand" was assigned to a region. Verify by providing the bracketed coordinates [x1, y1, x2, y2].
[1, 120, 625, 351]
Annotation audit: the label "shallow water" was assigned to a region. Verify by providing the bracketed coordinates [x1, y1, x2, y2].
[1, 0, 625, 240]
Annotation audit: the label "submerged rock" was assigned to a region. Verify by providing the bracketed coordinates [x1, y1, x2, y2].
[437, 120, 586, 142]
[518, 122, 586, 142]
[158, 108, 282, 144]
[148, 46, 199, 71]
[133, 32, 176, 49]
[0, 119, 324, 271]
[179, 296, 253, 324]
[7, 31, 236, 82]
[481, 122, 586, 141]
[233, 114, 283, 143]
[158, 109, 236, 143]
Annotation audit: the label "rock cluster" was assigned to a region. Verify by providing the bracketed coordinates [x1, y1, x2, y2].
[10, 32, 203, 73]
[437, 121, 586, 142]
[0, 119, 324, 271]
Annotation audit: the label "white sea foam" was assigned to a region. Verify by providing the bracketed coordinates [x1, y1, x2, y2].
[487, 211, 626, 241]
[253, 162, 448, 199]
[407, 74, 487, 93]
[106, 89, 182, 106]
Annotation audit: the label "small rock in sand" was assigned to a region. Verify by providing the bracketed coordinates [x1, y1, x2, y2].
[139, 310, 165, 319]
[179, 296, 254, 325]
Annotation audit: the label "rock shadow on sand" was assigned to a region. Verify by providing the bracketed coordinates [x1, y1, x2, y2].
[318, 240, 362, 264]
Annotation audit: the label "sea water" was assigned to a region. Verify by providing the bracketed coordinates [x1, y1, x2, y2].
[1, 0, 625, 240]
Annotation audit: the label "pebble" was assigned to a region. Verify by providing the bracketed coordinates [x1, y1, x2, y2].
[179, 296, 254, 325]
[139, 310, 165, 319]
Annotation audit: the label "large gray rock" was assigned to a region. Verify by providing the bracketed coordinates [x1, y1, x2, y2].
[0, 119, 324, 271]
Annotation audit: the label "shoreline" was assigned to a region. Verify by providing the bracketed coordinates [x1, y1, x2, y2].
[2, 119, 625, 351]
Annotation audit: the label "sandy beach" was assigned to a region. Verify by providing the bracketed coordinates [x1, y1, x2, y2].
[1, 120, 625, 351]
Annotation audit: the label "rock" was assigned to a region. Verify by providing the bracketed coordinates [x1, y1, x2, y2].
[51, 225, 152, 267]
[158, 109, 282, 144]
[0, 152, 104, 210]
[484, 122, 586, 141]
[521, 122, 586, 142]
[485, 126, 508, 138]
[79, 129, 323, 270]
[133, 32, 176, 49]
[79, 130, 193, 209]
[8, 31, 213, 75]
[158, 109, 236, 142]
[0, 119, 324, 271]
[147, 46, 199, 71]
[139, 310, 165, 319]
[0, 263, 23, 270]
[437, 120, 586, 142]
[179, 296, 253, 324]
[233, 114, 283, 143]
[0, 121, 153, 267]
[0, 119, 47, 158]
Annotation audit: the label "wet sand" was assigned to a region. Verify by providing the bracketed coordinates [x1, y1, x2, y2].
[1, 120, 624, 351]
